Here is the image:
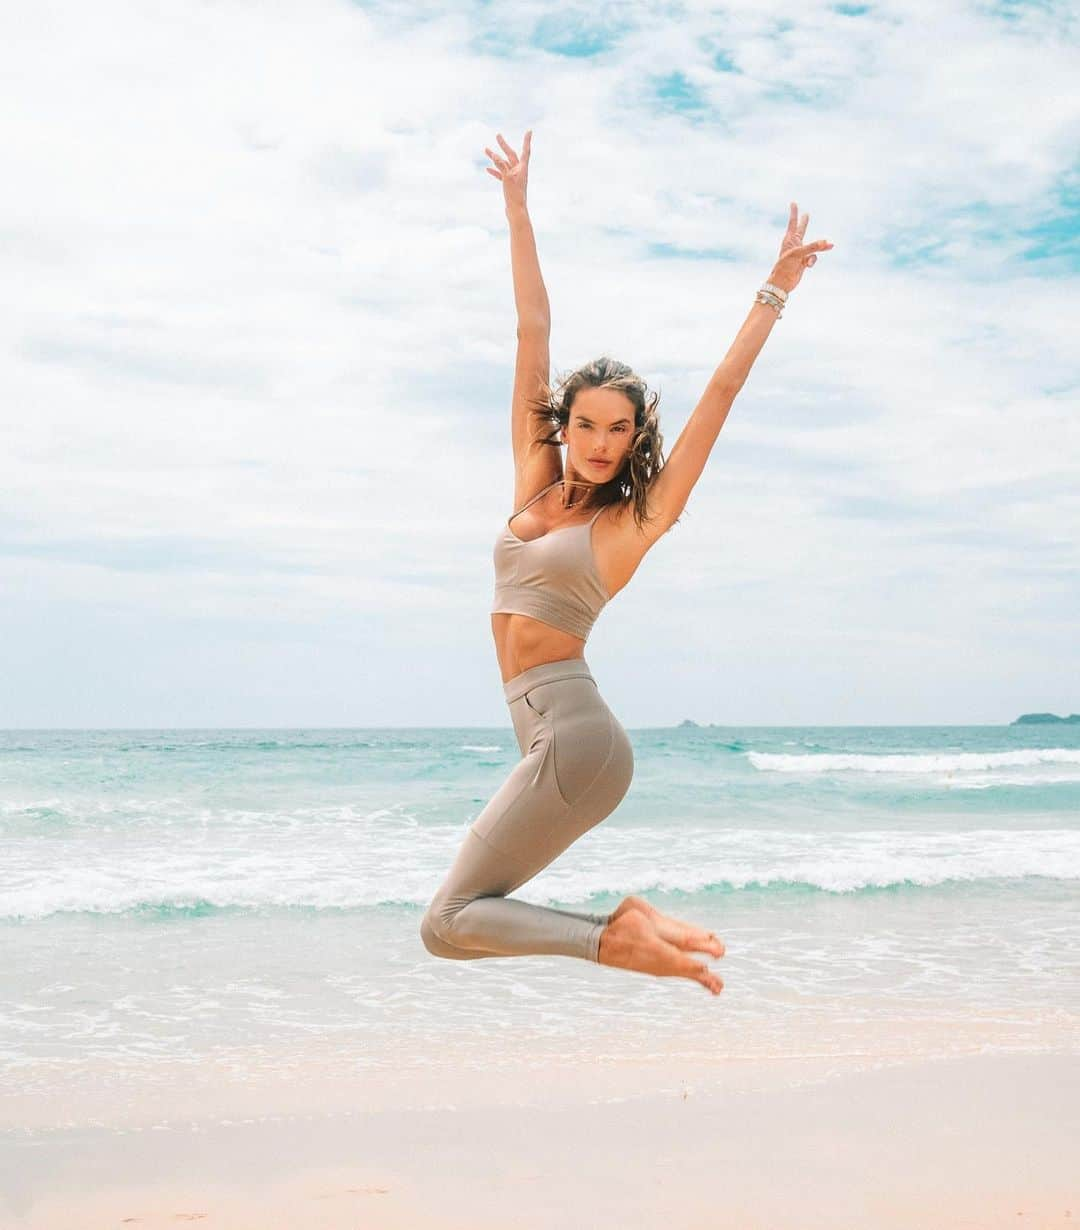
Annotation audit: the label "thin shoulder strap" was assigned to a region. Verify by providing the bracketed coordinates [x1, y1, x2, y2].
[510, 479, 563, 520]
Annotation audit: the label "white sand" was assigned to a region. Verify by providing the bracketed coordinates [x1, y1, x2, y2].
[3, 1052, 1077, 1229]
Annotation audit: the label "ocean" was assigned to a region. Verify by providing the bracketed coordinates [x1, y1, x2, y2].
[3, 721, 1079, 1134]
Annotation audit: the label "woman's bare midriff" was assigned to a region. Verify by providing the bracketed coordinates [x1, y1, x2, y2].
[491, 612, 588, 684]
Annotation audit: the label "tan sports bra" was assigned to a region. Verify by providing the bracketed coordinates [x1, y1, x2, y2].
[492, 480, 611, 641]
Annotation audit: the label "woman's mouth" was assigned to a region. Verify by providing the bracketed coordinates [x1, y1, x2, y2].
[590, 459, 612, 468]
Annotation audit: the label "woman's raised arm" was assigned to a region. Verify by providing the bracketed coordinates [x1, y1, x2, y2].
[485, 132, 550, 331]
[484, 131, 558, 498]
[644, 204, 835, 533]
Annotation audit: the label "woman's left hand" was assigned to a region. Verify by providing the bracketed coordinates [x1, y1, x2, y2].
[769, 202, 834, 294]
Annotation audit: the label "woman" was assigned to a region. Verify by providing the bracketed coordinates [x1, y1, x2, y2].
[420, 131, 833, 994]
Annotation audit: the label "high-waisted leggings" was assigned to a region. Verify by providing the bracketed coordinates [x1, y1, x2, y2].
[420, 657, 634, 963]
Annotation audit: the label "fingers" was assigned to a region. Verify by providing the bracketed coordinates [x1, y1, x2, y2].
[495, 132, 519, 165]
[788, 239, 833, 260]
[485, 130, 531, 177]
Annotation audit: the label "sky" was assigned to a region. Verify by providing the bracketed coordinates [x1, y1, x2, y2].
[2, 0, 1078, 728]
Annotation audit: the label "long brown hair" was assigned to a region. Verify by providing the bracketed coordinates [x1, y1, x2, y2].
[526, 356, 674, 533]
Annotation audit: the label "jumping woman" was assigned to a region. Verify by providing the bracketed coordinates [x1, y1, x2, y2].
[420, 130, 833, 994]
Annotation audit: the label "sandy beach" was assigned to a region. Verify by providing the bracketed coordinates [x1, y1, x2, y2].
[5, 727, 1078, 1228]
[4, 1051, 1076, 1229]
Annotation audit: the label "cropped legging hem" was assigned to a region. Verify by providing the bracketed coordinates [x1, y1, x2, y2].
[420, 657, 634, 964]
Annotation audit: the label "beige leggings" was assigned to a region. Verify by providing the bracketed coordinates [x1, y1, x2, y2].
[420, 657, 634, 963]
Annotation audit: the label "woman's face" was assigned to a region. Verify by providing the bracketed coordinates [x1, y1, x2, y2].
[562, 387, 635, 483]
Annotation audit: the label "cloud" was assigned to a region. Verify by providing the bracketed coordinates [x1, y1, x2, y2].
[1, 0, 1077, 724]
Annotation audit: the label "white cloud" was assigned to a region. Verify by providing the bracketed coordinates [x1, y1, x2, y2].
[1, 0, 1078, 725]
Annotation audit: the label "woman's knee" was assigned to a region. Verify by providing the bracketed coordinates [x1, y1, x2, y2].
[420, 907, 455, 958]
[422, 896, 478, 959]
[420, 889, 483, 954]
[420, 893, 455, 953]
[420, 894, 504, 960]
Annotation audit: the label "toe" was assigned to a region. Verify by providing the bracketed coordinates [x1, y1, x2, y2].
[675, 930, 725, 957]
[682, 956, 710, 981]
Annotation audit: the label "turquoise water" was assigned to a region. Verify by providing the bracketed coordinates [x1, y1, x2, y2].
[3, 723, 1079, 1129]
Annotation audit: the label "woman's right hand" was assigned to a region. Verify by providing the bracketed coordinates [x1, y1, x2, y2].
[484, 130, 532, 213]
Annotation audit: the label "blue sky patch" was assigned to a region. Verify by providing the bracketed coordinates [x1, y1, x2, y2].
[653, 71, 710, 117]
[646, 240, 737, 262]
[531, 14, 619, 57]
[1016, 177, 1080, 272]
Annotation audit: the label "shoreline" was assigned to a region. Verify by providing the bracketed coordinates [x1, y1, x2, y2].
[4, 1051, 1077, 1229]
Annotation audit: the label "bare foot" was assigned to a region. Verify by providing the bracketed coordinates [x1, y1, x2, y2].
[597, 910, 723, 994]
[610, 895, 725, 958]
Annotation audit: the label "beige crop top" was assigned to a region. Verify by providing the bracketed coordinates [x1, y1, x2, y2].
[492, 480, 611, 641]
